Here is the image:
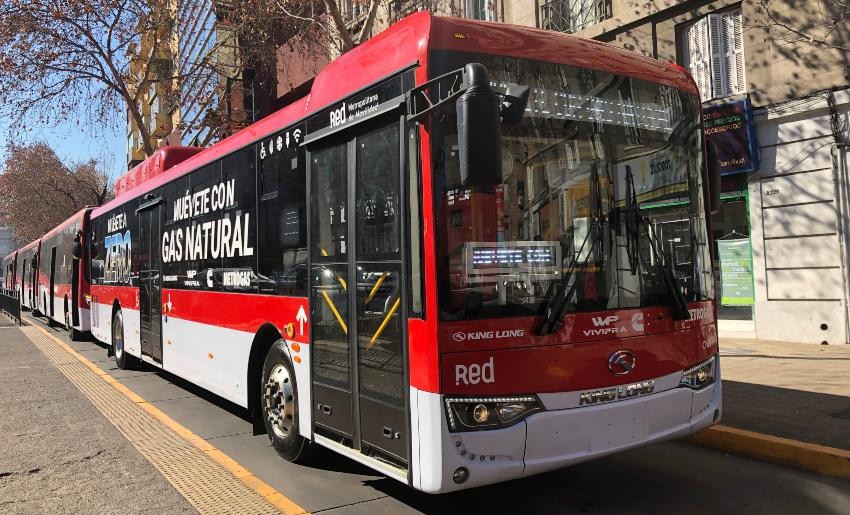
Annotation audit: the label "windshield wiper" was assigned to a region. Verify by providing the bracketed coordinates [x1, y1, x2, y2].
[626, 166, 690, 320]
[645, 222, 691, 321]
[537, 164, 605, 335]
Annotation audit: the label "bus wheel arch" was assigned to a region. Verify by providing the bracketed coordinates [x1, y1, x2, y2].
[247, 323, 284, 434]
[64, 296, 81, 341]
[111, 304, 137, 370]
[260, 338, 310, 462]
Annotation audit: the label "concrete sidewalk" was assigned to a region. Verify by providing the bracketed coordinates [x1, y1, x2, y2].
[720, 337, 850, 451]
[0, 315, 195, 514]
[689, 337, 850, 479]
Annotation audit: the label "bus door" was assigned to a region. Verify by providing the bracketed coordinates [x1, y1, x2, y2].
[138, 200, 163, 363]
[308, 115, 409, 467]
[70, 251, 79, 326]
[49, 246, 57, 317]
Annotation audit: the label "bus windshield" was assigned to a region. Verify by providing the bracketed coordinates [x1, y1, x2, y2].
[431, 52, 714, 321]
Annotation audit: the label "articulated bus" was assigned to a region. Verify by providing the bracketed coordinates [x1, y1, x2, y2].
[12, 13, 721, 492]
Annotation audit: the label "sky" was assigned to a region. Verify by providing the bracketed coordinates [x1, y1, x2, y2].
[0, 113, 126, 182]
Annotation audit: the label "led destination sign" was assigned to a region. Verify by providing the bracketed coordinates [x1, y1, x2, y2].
[464, 241, 561, 282]
[471, 246, 556, 269]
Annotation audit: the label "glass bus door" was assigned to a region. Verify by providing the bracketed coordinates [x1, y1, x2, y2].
[138, 202, 163, 363]
[48, 246, 56, 317]
[309, 118, 408, 467]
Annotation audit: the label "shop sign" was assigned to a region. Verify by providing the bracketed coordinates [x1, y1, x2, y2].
[703, 98, 759, 175]
[717, 238, 754, 306]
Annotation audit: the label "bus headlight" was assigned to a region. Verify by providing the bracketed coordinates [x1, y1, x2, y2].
[444, 396, 542, 432]
[679, 356, 716, 390]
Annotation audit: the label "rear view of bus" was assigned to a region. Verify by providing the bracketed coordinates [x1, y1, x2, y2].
[405, 18, 720, 492]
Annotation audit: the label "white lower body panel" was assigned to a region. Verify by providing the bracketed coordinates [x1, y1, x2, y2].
[411, 365, 722, 493]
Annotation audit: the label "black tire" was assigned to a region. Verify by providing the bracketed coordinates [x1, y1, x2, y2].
[66, 310, 82, 341]
[261, 340, 310, 462]
[112, 309, 138, 370]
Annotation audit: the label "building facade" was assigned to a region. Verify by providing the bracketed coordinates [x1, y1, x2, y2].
[126, 0, 261, 168]
[0, 226, 16, 258]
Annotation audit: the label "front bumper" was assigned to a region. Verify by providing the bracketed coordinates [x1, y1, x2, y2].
[415, 364, 722, 493]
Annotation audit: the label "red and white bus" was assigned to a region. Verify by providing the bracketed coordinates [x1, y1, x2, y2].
[2, 249, 17, 294]
[3, 240, 40, 312]
[35, 208, 92, 340]
[21, 13, 721, 492]
[17, 240, 40, 312]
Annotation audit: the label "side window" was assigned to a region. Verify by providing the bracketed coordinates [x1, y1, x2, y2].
[185, 163, 222, 290]
[259, 142, 307, 296]
[91, 218, 104, 285]
[162, 175, 190, 289]
[222, 147, 259, 293]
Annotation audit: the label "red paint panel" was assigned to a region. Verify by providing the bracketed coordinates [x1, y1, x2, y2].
[162, 289, 310, 344]
[91, 284, 138, 310]
[440, 323, 718, 395]
[54, 283, 71, 298]
[438, 301, 715, 354]
[408, 318, 439, 392]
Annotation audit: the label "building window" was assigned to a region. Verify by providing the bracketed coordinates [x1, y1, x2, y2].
[683, 8, 745, 102]
[538, 0, 612, 33]
[467, 0, 496, 21]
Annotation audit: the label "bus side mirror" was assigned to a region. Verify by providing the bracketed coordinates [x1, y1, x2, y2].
[456, 63, 502, 187]
[72, 241, 82, 259]
[705, 140, 721, 214]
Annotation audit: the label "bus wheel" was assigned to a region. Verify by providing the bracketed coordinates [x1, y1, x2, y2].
[261, 340, 309, 462]
[65, 310, 82, 341]
[112, 310, 138, 370]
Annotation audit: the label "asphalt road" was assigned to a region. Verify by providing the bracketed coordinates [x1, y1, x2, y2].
[18, 314, 850, 514]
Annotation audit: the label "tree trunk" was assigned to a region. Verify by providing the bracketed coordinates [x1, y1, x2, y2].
[356, 0, 382, 44]
[323, 0, 356, 52]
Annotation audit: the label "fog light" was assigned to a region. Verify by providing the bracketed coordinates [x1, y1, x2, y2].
[453, 467, 469, 484]
[472, 404, 489, 423]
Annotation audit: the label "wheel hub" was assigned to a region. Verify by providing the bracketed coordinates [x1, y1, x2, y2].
[113, 318, 124, 358]
[263, 364, 295, 439]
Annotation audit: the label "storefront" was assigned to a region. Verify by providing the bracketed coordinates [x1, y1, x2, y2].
[703, 98, 759, 332]
[711, 174, 754, 323]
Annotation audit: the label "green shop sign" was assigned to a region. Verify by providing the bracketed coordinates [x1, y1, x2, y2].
[717, 239, 754, 306]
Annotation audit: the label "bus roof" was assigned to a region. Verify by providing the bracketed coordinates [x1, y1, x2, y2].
[41, 208, 92, 241]
[93, 12, 697, 218]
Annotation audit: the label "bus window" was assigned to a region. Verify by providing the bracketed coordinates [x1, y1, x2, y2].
[259, 140, 307, 296]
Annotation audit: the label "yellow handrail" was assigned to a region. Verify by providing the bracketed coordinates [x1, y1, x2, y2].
[321, 290, 348, 335]
[364, 272, 390, 305]
[368, 297, 400, 349]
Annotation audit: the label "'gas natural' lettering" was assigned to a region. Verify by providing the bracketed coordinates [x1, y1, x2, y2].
[161, 179, 254, 263]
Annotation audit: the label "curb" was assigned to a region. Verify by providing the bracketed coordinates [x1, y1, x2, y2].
[687, 425, 850, 480]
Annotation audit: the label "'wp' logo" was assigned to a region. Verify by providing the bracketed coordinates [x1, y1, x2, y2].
[591, 315, 619, 327]
[455, 357, 494, 386]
